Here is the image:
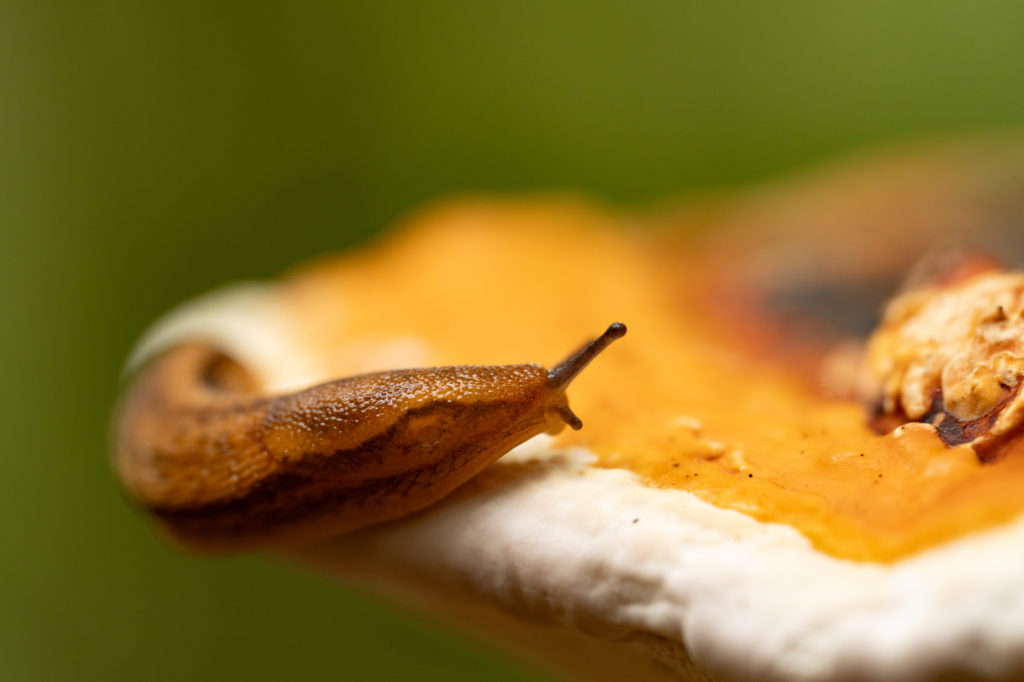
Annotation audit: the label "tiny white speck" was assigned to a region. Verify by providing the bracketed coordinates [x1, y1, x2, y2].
[672, 415, 703, 432]
[705, 441, 725, 455]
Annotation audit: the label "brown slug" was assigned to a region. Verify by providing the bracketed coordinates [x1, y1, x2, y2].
[113, 322, 626, 551]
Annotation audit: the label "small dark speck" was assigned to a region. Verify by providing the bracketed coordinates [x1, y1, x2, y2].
[632, 518, 639, 524]
[859, 453, 865, 457]
[672, 462, 680, 468]
[878, 473, 883, 478]
[747, 473, 753, 478]
[694, 473, 699, 477]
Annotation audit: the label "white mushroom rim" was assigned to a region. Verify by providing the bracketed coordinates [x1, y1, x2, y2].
[323, 437, 1024, 682]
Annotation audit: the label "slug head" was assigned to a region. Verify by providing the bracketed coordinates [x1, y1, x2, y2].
[542, 322, 627, 433]
[265, 322, 628, 470]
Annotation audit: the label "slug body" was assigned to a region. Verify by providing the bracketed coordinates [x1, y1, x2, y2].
[114, 323, 626, 550]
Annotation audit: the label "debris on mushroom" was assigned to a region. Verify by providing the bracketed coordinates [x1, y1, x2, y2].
[859, 267, 1024, 461]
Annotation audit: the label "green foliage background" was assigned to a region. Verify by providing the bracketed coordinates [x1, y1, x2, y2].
[3, 2, 1024, 680]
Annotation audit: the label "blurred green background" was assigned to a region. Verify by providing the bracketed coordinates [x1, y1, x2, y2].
[3, 2, 1024, 680]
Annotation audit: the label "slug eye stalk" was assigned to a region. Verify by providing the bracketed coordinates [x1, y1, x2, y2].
[548, 322, 627, 390]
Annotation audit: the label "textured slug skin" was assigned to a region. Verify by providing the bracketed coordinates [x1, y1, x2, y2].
[114, 342, 582, 551]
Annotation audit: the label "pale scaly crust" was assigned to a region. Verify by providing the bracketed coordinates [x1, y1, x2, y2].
[859, 270, 1024, 461]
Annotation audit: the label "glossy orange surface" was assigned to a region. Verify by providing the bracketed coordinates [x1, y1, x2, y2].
[284, 199, 1024, 562]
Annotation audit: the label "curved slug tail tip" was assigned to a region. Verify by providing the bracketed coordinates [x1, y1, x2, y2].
[548, 322, 627, 391]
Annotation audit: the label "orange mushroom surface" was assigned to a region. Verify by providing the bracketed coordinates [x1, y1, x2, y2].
[263, 196, 1024, 563]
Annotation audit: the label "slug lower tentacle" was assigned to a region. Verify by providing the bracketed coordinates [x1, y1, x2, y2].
[113, 323, 626, 551]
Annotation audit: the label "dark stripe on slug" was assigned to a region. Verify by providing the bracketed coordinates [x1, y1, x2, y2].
[154, 425, 531, 546]
[151, 398, 548, 546]
[270, 398, 539, 480]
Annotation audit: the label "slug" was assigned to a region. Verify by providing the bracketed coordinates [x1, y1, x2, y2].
[114, 322, 627, 551]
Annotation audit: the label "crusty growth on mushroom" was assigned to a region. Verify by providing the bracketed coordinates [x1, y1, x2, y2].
[859, 269, 1024, 461]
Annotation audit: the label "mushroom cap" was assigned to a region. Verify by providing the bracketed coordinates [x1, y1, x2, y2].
[123, 138, 1024, 682]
